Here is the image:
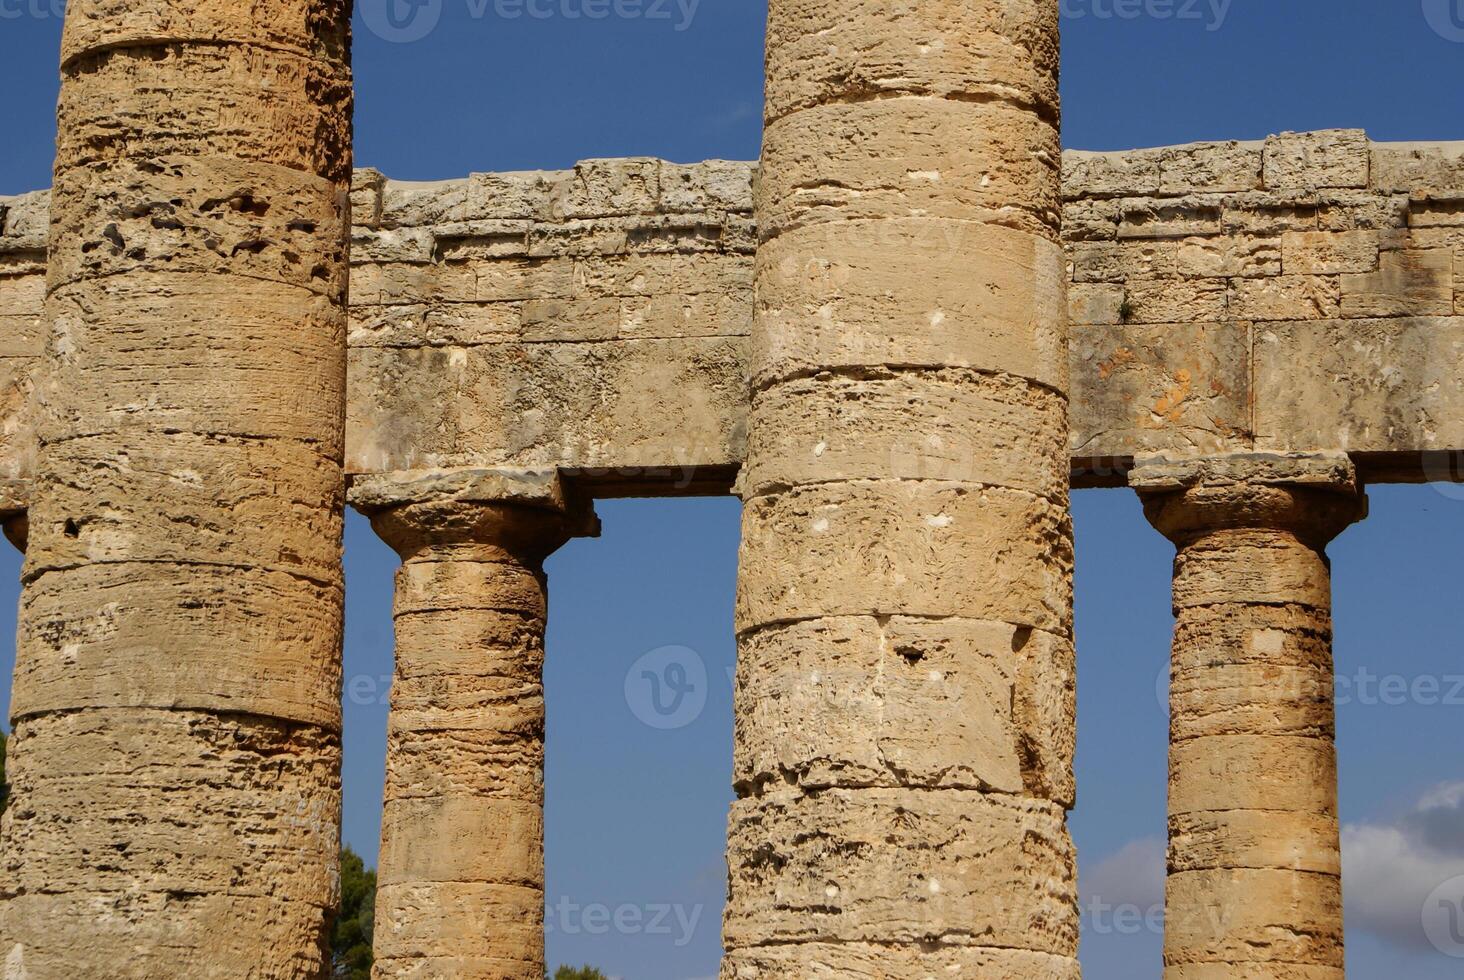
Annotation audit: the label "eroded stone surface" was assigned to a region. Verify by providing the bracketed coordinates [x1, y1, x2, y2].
[742, 369, 1069, 500]
[5, 135, 1464, 492]
[1133, 453, 1364, 978]
[736, 481, 1073, 636]
[1065, 134, 1464, 472]
[0, 2, 352, 975]
[734, 616, 1074, 805]
[727, 0, 1075, 969]
[723, 789, 1077, 954]
[722, 944, 1081, 980]
[0, 709, 340, 977]
[752, 218, 1067, 392]
[357, 487, 589, 980]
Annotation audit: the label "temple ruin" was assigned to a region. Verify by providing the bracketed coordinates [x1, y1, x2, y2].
[1, 1, 1462, 977]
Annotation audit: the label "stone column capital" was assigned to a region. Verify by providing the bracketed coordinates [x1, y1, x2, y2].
[1130, 451, 1367, 546]
[348, 467, 599, 562]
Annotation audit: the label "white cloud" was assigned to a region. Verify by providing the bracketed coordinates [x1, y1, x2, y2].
[1343, 781, 1464, 952]
[1081, 835, 1166, 911]
[1078, 782, 1464, 955]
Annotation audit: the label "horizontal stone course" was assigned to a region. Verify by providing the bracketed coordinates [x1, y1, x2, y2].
[4, 133, 1464, 496]
[722, 787, 1077, 954]
[1065, 132, 1464, 471]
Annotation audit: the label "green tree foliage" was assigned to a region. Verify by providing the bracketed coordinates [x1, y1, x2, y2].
[332, 847, 376, 980]
[552, 968, 609, 980]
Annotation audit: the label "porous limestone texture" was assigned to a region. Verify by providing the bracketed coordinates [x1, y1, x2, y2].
[723, 2, 1078, 975]
[1132, 452, 1366, 979]
[5, 135, 1464, 496]
[0, 191, 43, 501]
[346, 159, 754, 495]
[0, 1, 352, 976]
[352, 469, 596, 980]
[1066, 132, 1464, 482]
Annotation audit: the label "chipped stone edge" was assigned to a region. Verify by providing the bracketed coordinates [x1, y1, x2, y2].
[1063, 132, 1464, 199]
[0, 189, 50, 254]
[0, 477, 30, 517]
[1128, 451, 1358, 493]
[347, 467, 568, 512]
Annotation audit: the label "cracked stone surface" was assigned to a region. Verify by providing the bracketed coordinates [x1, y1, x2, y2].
[5, 134, 1464, 495]
[723, 1, 1077, 973]
[0, 0, 352, 975]
[1065, 131, 1464, 480]
[0, 2, 1461, 971]
[1133, 453, 1365, 977]
[358, 489, 585, 980]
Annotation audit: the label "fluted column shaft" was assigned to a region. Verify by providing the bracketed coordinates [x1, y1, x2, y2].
[355, 472, 592, 980]
[725, 3, 1075, 976]
[1133, 453, 1366, 980]
[0, 1, 352, 976]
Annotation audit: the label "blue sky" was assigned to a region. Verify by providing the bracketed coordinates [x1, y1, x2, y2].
[4, 1, 1464, 976]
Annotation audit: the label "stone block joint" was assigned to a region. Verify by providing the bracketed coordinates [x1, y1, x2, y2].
[1132, 452, 1366, 978]
[0, 1, 354, 975]
[725, 2, 1079, 976]
[350, 468, 596, 980]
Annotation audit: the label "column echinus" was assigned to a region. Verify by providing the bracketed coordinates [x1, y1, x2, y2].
[351, 470, 598, 980]
[1131, 453, 1366, 980]
[0, 1, 352, 976]
[725, 2, 1075, 977]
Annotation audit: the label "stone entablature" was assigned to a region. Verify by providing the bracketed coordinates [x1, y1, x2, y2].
[344, 160, 754, 495]
[1067, 131, 1464, 483]
[1, 0, 1455, 970]
[4, 132, 1464, 500]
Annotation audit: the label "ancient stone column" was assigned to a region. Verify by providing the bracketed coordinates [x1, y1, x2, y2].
[0, 1, 352, 976]
[1132, 453, 1366, 980]
[351, 470, 596, 980]
[724, 3, 1076, 976]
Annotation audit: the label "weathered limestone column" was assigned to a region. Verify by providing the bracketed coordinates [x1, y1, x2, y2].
[0, 1, 352, 976]
[725, 3, 1076, 976]
[1132, 453, 1366, 980]
[351, 470, 596, 980]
